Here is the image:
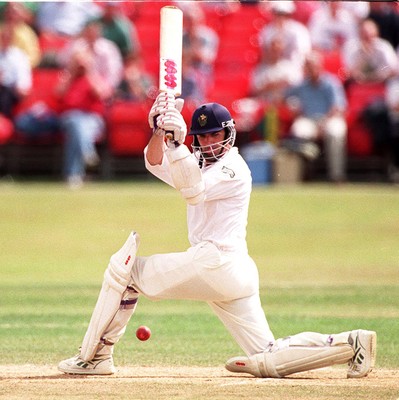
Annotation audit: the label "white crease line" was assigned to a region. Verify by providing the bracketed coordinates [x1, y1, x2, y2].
[219, 381, 252, 387]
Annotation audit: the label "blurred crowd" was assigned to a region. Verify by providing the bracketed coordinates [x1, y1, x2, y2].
[246, 0, 399, 184]
[0, 1, 399, 186]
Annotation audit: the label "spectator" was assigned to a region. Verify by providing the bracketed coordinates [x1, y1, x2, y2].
[96, 2, 141, 61]
[342, 18, 398, 85]
[307, 1, 358, 52]
[58, 19, 123, 91]
[0, 2, 37, 25]
[246, 35, 304, 143]
[14, 99, 60, 142]
[0, 2, 41, 68]
[249, 35, 303, 105]
[385, 76, 399, 183]
[258, 1, 311, 70]
[0, 25, 32, 119]
[367, 1, 399, 51]
[0, 26, 31, 144]
[341, 1, 370, 22]
[35, 1, 101, 38]
[116, 53, 155, 102]
[360, 74, 399, 184]
[56, 19, 123, 189]
[179, 3, 219, 91]
[284, 52, 348, 183]
[35, 1, 102, 68]
[201, 0, 240, 17]
[180, 49, 208, 107]
[292, 0, 320, 25]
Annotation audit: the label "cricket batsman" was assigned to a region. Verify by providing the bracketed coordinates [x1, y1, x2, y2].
[58, 92, 376, 379]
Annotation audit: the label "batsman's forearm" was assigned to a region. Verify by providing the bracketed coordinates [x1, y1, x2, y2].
[145, 133, 167, 166]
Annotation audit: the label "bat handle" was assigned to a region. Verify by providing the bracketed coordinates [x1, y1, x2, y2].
[165, 131, 174, 140]
[154, 115, 179, 147]
[166, 131, 180, 147]
[153, 115, 158, 133]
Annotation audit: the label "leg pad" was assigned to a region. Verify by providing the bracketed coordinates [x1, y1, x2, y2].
[259, 344, 354, 377]
[226, 343, 354, 378]
[80, 232, 139, 361]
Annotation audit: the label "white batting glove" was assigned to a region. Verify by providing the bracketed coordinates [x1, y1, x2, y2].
[175, 97, 184, 112]
[157, 107, 187, 145]
[148, 91, 176, 133]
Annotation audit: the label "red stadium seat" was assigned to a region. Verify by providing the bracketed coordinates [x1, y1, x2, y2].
[11, 68, 63, 146]
[39, 32, 71, 55]
[320, 49, 346, 81]
[346, 82, 386, 116]
[107, 101, 151, 156]
[346, 82, 386, 156]
[134, 10, 161, 77]
[346, 119, 374, 156]
[14, 68, 62, 115]
[211, 5, 266, 106]
[0, 114, 13, 145]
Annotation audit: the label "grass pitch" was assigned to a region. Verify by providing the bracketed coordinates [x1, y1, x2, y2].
[0, 181, 398, 399]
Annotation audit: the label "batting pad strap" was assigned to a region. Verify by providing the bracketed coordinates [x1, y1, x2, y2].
[255, 352, 279, 378]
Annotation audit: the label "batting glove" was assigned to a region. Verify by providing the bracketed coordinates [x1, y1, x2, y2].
[148, 91, 176, 133]
[157, 107, 187, 145]
[175, 97, 184, 112]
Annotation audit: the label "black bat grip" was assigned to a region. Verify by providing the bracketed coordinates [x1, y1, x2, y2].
[153, 115, 179, 146]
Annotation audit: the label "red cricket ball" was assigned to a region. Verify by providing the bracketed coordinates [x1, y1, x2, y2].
[136, 325, 151, 341]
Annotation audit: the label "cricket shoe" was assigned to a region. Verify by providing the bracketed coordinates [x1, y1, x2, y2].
[347, 330, 377, 378]
[58, 353, 116, 375]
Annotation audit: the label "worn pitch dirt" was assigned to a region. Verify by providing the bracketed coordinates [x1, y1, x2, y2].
[1, 365, 398, 400]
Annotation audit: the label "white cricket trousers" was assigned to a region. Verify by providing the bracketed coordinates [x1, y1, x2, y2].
[291, 116, 347, 181]
[130, 241, 275, 356]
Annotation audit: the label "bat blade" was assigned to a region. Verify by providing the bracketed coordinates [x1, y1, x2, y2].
[159, 6, 183, 96]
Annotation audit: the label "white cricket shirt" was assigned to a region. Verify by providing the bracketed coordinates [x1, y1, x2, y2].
[145, 146, 252, 254]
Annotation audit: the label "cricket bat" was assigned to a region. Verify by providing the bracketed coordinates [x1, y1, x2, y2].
[159, 6, 183, 141]
[159, 5, 183, 96]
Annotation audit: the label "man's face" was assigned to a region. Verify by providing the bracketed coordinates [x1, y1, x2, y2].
[304, 56, 322, 82]
[196, 129, 229, 161]
[83, 22, 102, 44]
